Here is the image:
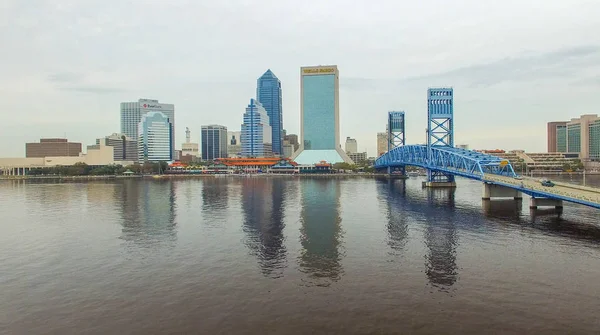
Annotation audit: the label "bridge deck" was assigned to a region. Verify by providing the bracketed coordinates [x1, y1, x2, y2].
[484, 174, 600, 208]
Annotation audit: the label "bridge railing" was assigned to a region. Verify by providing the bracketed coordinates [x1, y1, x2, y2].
[483, 174, 600, 204]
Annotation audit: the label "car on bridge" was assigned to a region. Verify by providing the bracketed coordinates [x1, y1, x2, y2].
[540, 179, 555, 187]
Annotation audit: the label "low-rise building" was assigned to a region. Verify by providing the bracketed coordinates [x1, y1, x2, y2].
[26, 138, 82, 158]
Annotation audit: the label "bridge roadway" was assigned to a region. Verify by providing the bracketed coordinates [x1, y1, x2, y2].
[483, 174, 600, 209]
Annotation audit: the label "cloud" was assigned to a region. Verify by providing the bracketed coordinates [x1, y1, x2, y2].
[47, 72, 84, 83]
[60, 86, 128, 94]
[405, 45, 600, 87]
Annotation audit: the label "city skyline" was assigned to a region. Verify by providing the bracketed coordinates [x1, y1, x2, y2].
[2, 1, 600, 157]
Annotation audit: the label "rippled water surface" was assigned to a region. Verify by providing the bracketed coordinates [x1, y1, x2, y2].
[1, 176, 600, 334]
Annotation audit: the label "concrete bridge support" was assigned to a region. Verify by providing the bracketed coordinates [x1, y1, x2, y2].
[529, 197, 563, 209]
[482, 183, 522, 200]
[422, 181, 457, 188]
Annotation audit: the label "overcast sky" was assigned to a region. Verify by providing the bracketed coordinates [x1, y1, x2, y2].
[1, 0, 599, 157]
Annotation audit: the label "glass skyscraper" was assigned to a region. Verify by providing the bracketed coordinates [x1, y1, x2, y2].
[257, 69, 283, 156]
[292, 65, 352, 164]
[121, 99, 175, 159]
[201, 125, 228, 160]
[138, 112, 172, 162]
[241, 99, 272, 157]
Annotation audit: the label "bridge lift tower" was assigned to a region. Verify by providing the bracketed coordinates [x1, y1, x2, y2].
[387, 111, 405, 175]
[425, 88, 456, 187]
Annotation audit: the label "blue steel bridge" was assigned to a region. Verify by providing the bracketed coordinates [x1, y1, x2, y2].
[374, 88, 600, 210]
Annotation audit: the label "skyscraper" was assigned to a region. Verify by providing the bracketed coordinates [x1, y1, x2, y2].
[345, 137, 357, 154]
[120, 98, 175, 159]
[241, 99, 272, 158]
[291, 65, 352, 164]
[377, 132, 387, 156]
[138, 112, 172, 162]
[201, 125, 228, 160]
[257, 69, 283, 156]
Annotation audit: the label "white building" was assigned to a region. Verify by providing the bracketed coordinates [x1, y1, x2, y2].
[181, 127, 199, 157]
[138, 112, 172, 162]
[345, 137, 358, 154]
[227, 131, 242, 157]
[121, 98, 175, 159]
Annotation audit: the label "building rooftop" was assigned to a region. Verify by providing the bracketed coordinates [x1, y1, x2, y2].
[293, 150, 349, 165]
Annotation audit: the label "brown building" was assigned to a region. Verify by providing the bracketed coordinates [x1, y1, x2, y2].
[547, 121, 567, 153]
[26, 138, 82, 158]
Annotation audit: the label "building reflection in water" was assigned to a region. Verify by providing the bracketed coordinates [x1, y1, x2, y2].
[423, 188, 458, 291]
[201, 178, 230, 225]
[297, 179, 344, 287]
[116, 179, 177, 249]
[240, 178, 287, 278]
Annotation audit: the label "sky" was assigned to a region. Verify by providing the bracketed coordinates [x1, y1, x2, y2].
[1, 0, 600, 157]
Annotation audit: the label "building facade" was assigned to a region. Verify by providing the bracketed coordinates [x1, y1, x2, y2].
[201, 125, 228, 160]
[138, 112, 172, 162]
[376, 132, 387, 157]
[345, 137, 358, 154]
[26, 138, 82, 158]
[292, 65, 352, 164]
[284, 133, 299, 153]
[547, 121, 567, 152]
[257, 69, 283, 156]
[241, 99, 272, 158]
[121, 98, 175, 159]
[227, 131, 242, 158]
[96, 133, 137, 161]
[348, 152, 366, 163]
[548, 114, 600, 167]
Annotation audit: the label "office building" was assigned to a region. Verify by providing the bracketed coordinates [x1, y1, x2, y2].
[227, 131, 242, 158]
[138, 112, 172, 162]
[377, 132, 387, 157]
[345, 137, 358, 154]
[548, 114, 600, 167]
[181, 127, 199, 157]
[241, 99, 272, 158]
[257, 69, 283, 156]
[201, 125, 228, 160]
[95, 133, 137, 161]
[547, 122, 568, 152]
[284, 132, 299, 153]
[291, 65, 352, 164]
[120, 98, 175, 159]
[26, 138, 82, 158]
[348, 152, 366, 163]
[457, 144, 469, 150]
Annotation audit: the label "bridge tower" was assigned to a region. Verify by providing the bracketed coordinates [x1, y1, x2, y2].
[387, 111, 406, 175]
[425, 88, 456, 187]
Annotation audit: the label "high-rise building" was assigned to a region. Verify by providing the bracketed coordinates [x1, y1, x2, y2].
[241, 99, 273, 158]
[548, 114, 600, 168]
[345, 137, 358, 154]
[547, 121, 567, 152]
[120, 98, 175, 159]
[201, 125, 228, 160]
[227, 131, 242, 158]
[348, 152, 367, 163]
[292, 65, 352, 164]
[257, 69, 283, 156]
[284, 133, 299, 153]
[138, 112, 172, 162]
[26, 138, 82, 158]
[181, 127, 199, 157]
[376, 132, 387, 157]
[96, 133, 137, 161]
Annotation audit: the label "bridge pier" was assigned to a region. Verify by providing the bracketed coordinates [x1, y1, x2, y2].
[529, 197, 563, 209]
[422, 181, 456, 188]
[482, 183, 522, 200]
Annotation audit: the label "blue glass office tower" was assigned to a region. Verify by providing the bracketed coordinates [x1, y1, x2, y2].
[138, 111, 172, 162]
[241, 99, 272, 157]
[292, 65, 352, 164]
[257, 69, 283, 156]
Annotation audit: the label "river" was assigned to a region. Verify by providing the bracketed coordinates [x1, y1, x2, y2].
[1, 176, 599, 334]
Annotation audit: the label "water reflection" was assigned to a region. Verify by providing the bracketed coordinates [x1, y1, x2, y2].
[240, 178, 287, 278]
[379, 179, 409, 255]
[116, 180, 177, 248]
[483, 199, 523, 219]
[423, 188, 458, 291]
[297, 179, 344, 286]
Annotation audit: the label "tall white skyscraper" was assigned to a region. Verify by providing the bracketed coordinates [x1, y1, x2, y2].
[345, 137, 358, 154]
[138, 112, 172, 162]
[121, 98, 175, 159]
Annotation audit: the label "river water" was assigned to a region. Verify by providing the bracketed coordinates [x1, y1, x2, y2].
[1, 176, 599, 334]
